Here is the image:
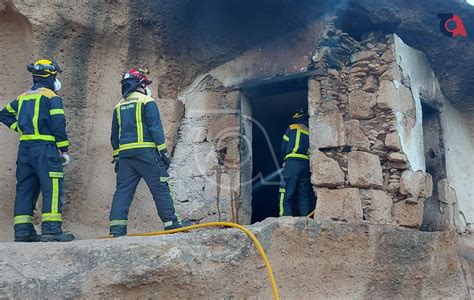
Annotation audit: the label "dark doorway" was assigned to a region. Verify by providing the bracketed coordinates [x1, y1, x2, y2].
[240, 74, 310, 223]
[420, 99, 448, 231]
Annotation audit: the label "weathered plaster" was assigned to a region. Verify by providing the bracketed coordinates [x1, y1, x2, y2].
[394, 34, 474, 229]
[441, 101, 474, 228]
[393, 34, 426, 172]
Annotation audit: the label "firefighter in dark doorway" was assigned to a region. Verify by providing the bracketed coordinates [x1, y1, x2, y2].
[279, 109, 315, 216]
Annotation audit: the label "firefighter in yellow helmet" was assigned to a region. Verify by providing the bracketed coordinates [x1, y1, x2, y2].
[0, 59, 74, 242]
[278, 109, 315, 217]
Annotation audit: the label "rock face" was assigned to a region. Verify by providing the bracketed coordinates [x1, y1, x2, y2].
[0, 218, 471, 299]
[0, 0, 330, 240]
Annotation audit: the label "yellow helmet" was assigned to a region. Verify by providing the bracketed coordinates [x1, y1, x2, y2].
[27, 59, 61, 77]
[292, 108, 309, 120]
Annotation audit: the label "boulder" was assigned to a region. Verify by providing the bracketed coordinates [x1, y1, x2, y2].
[314, 188, 363, 221]
[348, 90, 375, 119]
[399, 170, 432, 202]
[310, 112, 346, 149]
[311, 152, 345, 187]
[348, 151, 383, 188]
[388, 152, 408, 164]
[363, 189, 393, 224]
[384, 132, 402, 151]
[308, 79, 322, 116]
[345, 120, 370, 151]
[392, 199, 425, 228]
[350, 50, 377, 63]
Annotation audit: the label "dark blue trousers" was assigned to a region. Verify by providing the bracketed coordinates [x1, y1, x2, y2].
[109, 150, 178, 235]
[279, 159, 315, 216]
[14, 143, 64, 238]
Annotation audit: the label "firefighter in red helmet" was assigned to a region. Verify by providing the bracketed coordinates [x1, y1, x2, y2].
[109, 68, 191, 237]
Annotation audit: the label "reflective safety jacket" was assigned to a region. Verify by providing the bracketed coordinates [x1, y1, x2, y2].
[111, 91, 167, 157]
[281, 122, 310, 161]
[0, 85, 69, 152]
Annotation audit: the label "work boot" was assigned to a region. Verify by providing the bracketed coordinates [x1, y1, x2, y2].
[40, 232, 75, 242]
[14, 235, 40, 242]
[164, 220, 192, 231]
[110, 225, 127, 238]
[112, 232, 127, 238]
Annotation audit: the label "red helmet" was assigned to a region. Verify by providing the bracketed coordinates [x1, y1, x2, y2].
[122, 68, 152, 86]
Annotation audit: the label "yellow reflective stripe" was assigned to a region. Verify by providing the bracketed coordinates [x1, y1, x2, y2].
[49, 172, 64, 178]
[284, 128, 310, 161]
[163, 220, 174, 227]
[292, 129, 301, 154]
[118, 142, 156, 151]
[300, 128, 309, 135]
[14, 215, 33, 225]
[6, 103, 16, 114]
[42, 213, 62, 222]
[136, 102, 143, 143]
[52, 178, 59, 214]
[113, 149, 119, 156]
[33, 96, 41, 136]
[160, 177, 170, 182]
[20, 134, 56, 142]
[56, 140, 69, 148]
[110, 220, 128, 226]
[50, 109, 64, 115]
[116, 107, 122, 142]
[157, 143, 167, 151]
[10, 122, 18, 131]
[283, 135, 290, 142]
[285, 153, 310, 160]
[279, 189, 285, 217]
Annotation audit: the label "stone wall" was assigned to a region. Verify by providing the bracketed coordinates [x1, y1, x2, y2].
[170, 76, 247, 223]
[170, 20, 326, 224]
[309, 22, 433, 229]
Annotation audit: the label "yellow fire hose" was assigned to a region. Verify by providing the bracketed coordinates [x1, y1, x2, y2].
[101, 221, 280, 300]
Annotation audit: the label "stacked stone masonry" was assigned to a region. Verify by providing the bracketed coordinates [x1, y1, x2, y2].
[170, 76, 250, 224]
[310, 22, 433, 228]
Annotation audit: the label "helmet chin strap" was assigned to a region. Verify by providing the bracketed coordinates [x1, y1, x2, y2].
[54, 78, 62, 92]
[145, 86, 152, 97]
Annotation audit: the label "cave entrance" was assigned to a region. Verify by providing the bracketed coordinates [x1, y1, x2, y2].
[240, 73, 311, 223]
[420, 99, 448, 231]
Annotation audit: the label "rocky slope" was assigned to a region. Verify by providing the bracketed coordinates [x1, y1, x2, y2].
[0, 218, 472, 299]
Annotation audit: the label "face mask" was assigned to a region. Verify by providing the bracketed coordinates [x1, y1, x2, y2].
[54, 78, 62, 92]
[145, 86, 152, 97]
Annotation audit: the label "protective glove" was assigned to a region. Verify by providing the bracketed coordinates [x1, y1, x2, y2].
[60, 152, 70, 166]
[162, 155, 171, 171]
[112, 157, 119, 173]
[158, 148, 171, 170]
